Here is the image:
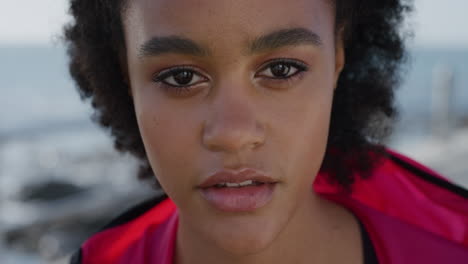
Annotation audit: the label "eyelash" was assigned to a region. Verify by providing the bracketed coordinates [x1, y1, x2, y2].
[256, 58, 308, 81]
[152, 59, 309, 95]
[152, 66, 205, 96]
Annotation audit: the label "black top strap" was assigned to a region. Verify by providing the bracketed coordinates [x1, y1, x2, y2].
[99, 192, 168, 232]
[359, 220, 379, 264]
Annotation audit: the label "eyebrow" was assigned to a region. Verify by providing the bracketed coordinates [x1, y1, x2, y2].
[138, 36, 209, 58]
[138, 27, 322, 58]
[248, 27, 323, 54]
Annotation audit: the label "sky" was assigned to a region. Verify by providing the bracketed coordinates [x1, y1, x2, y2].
[0, 0, 467, 47]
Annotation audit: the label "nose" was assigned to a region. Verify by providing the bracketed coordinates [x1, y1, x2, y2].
[202, 88, 265, 154]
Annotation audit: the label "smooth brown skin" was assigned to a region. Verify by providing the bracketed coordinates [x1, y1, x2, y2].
[123, 0, 363, 263]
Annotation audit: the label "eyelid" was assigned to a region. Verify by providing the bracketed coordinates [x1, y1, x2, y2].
[255, 58, 309, 79]
[260, 57, 308, 68]
[256, 58, 308, 75]
[151, 58, 308, 87]
[152, 65, 209, 83]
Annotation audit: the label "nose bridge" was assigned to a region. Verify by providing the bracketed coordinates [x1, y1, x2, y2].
[202, 82, 265, 153]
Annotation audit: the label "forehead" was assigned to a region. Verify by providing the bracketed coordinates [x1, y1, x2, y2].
[123, 0, 335, 54]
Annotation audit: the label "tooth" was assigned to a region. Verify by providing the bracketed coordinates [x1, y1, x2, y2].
[226, 182, 240, 187]
[239, 180, 253, 186]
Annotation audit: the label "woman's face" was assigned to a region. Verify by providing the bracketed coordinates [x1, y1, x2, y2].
[123, 0, 343, 255]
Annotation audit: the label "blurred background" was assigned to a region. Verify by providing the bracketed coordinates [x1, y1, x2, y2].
[0, 0, 467, 263]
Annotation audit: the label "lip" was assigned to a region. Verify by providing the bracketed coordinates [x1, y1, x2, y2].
[198, 168, 278, 212]
[198, 168, 278, 188]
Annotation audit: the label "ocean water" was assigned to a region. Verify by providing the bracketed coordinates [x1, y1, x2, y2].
[1, 44, 467, 191]
[1, 44, 467, 194]
[0, 44, 467, 263]
[0, 45, 94, 137]
[0, 45, 467, 138]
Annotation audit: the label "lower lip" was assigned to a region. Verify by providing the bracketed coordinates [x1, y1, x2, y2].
[199, 184, 276, 212]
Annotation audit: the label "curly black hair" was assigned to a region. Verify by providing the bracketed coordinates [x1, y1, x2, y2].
[63, 0, 412, 189]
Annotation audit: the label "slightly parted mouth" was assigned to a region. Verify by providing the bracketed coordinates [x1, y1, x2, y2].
[197, 168, 278, 189]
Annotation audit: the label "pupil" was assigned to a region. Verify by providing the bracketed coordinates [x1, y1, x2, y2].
[271, 63, 290, 77]
[174, 71, 193, 85]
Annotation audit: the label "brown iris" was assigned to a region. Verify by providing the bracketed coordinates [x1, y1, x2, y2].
[270, 63, 291, 78]
[173, 70, 194, 85]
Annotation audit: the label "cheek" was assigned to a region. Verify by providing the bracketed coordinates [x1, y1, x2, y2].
[133, 93, 199, 194]
[275, 76, 334, 182]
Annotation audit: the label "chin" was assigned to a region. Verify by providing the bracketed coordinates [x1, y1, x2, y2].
[207, 215, 284, 257]
[216, 230, 276, 256]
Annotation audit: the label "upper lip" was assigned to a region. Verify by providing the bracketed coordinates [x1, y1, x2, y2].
[198, 168, 277, 188]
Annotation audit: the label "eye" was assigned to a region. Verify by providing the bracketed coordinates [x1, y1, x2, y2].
[256, 59, 308, 79]
[153, 66, 207, 87]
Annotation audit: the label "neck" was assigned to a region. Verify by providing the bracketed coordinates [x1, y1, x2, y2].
[175, 192, 363, 264]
